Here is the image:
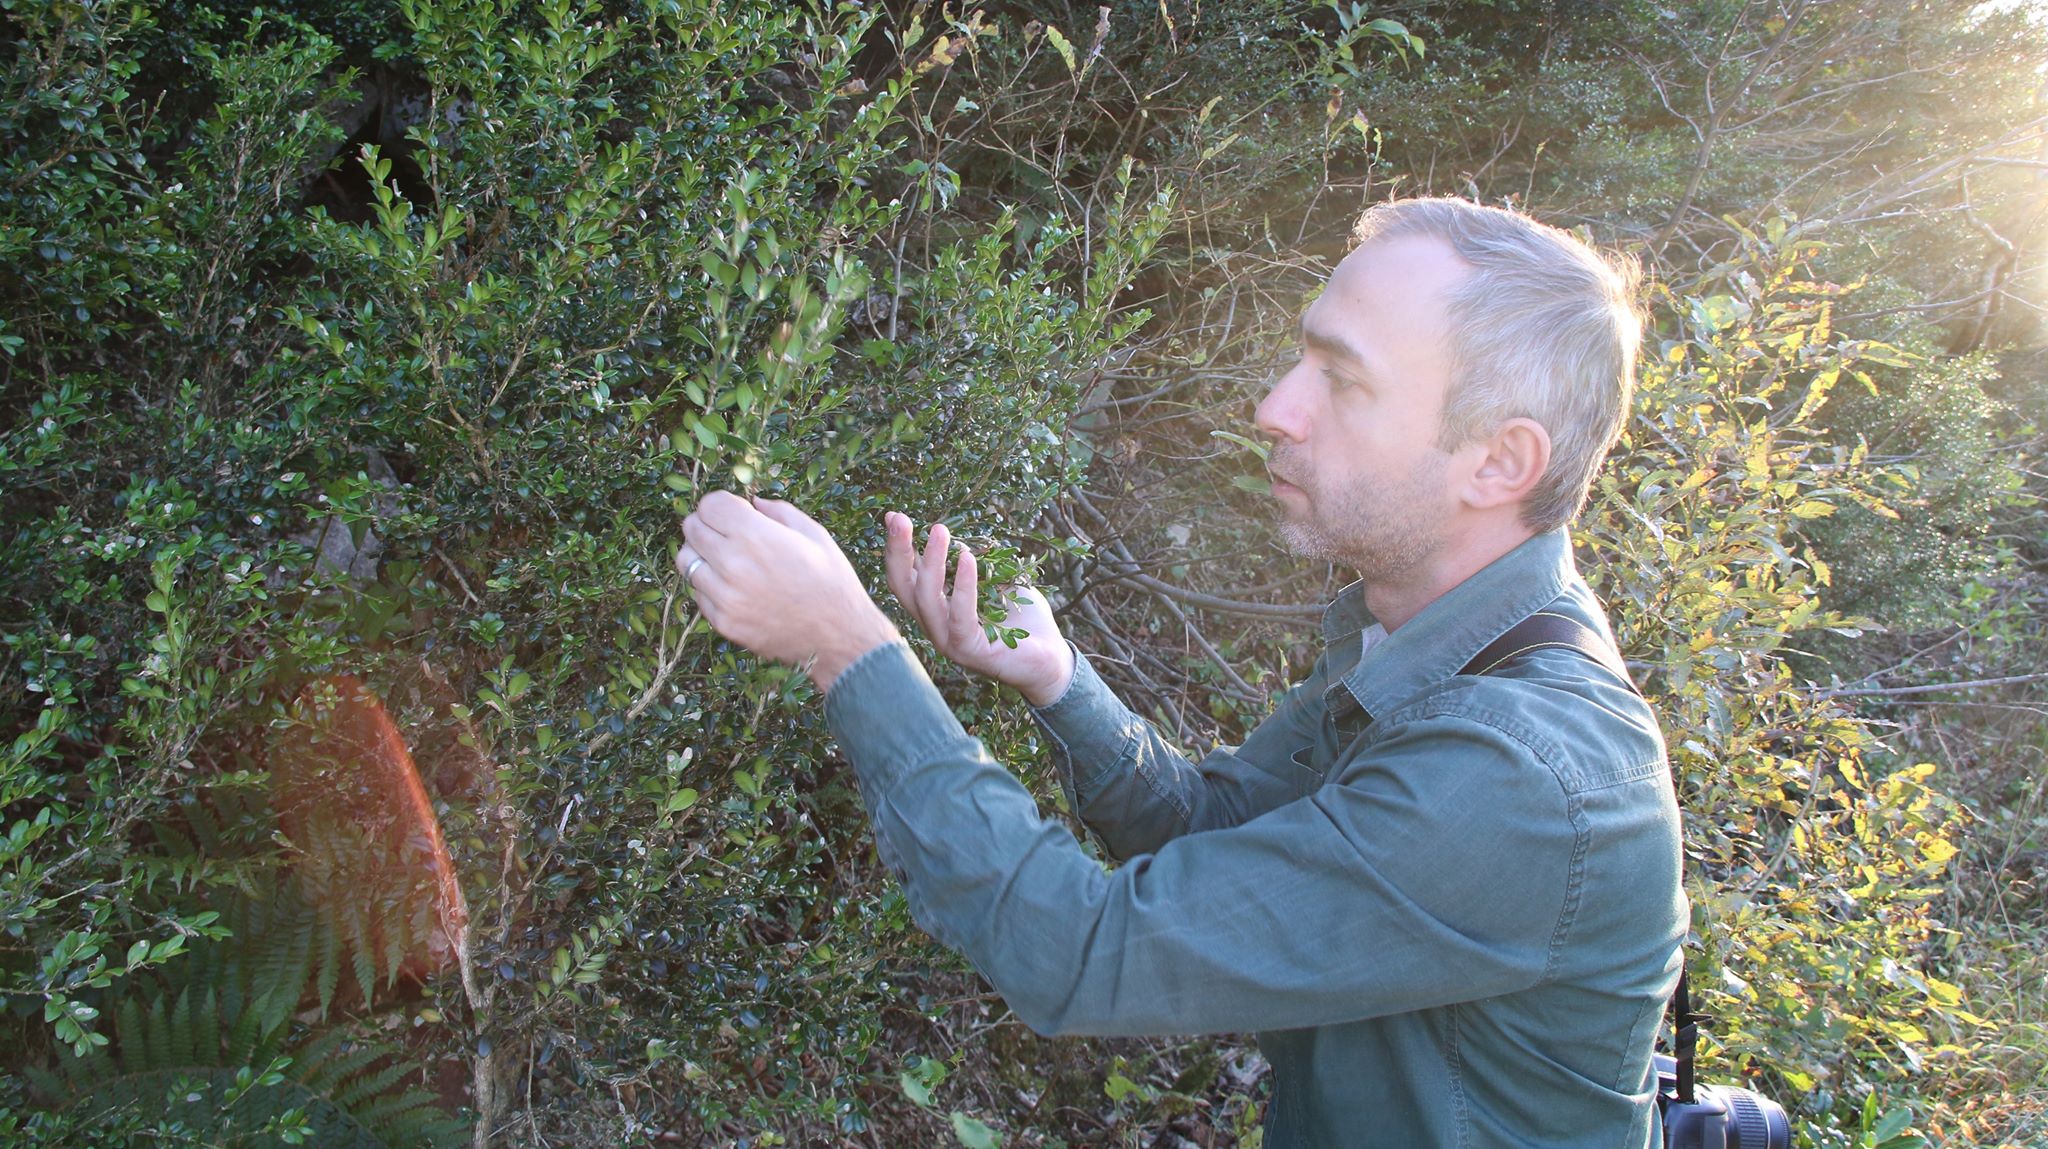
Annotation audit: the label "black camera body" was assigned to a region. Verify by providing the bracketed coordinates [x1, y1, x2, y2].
[1655, 1054, 1792, 1149]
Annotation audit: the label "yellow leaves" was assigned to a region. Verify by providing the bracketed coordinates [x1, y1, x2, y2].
[1788, 499, 1836, 519]
[1916, 836, 1958, 867]
[1878, 1020, 1930, 1047]
[1035, 7, 1107, 81]
[1793, 366, 1839, 426]
[1807, 548, 1832, 586]
[1040, 23, 1075, 74]
[1742, 434, 1772, 486]
[1784, 596, 1818, 631]
[913, 9, 992, 76]
[1199, 132, 1242, 163]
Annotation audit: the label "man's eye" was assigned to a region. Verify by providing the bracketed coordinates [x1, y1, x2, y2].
[1321, 367, 1356, 390]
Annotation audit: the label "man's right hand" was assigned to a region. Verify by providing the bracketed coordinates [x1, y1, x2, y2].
[882, 511, 1075, 707]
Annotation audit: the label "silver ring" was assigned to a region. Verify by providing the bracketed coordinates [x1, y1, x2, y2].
[685, 557, 706, 583]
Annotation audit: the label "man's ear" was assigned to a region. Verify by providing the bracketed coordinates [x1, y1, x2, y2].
[1461, 417, 1551, 510]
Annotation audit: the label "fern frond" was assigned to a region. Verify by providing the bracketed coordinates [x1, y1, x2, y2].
[226, 996, 271, 1065]
[349, 936, 376, 1012]
[330, 1058, 410, 1108]
[141, 994, 172, 1071]
[114, 995, 146, 1075]
[316, 925, 342, 1019]
[344, 1086, 466, 1141]
[290, 1031, 384, 1093]
[193, 987, 222, 1065]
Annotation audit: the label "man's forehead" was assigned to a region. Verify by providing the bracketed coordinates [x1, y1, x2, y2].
[1329, 234, 1469, 305]
[1300, 237, 1468, 360]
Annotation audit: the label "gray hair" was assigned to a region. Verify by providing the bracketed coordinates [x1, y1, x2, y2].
[1352, 197, 1644, 533]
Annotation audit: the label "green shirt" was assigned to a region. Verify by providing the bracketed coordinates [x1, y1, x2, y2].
[823, 528, 1686, 1147]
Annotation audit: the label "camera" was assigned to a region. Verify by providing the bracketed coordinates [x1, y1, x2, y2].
[1654, 1053, 1791, 1149]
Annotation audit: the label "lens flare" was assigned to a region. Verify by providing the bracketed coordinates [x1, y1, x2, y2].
[271, 674, 469, 981]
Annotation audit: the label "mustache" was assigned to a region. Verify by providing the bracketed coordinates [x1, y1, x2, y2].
[1265, 444, 1306, 487]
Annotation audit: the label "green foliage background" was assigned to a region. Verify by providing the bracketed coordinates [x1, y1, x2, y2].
[2, 0, 2042, 1145]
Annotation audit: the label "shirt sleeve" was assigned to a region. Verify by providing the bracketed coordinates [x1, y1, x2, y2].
[1024, 641, 1332, 860]
[824, 641, 1579, 1038]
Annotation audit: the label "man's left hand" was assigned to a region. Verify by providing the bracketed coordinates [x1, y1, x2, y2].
[674, 491, 901, 693]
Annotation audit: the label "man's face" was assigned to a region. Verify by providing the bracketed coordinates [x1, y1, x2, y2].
[1252, 235, 1472, 582]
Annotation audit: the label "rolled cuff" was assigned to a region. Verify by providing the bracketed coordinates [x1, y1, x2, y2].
[1027, 643, 1145, 797]
[822, 641, 971, 794]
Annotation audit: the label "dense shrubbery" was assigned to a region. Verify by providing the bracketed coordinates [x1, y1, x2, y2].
[3, 0, 2040, 1145]
[1, 0, 1161, 1140]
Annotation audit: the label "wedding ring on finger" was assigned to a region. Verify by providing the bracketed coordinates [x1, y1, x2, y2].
[685, 557, 707, 585]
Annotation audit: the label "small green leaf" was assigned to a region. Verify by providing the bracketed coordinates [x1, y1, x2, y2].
[1043, 24, 1076, 75]
[1210, 429, 1270, 460]
[1872, 1109, 1913, 1142]
[949, 1111, 1002, 1149]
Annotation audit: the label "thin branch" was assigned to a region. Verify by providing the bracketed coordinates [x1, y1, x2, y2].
[1818, 672, 2048, 700]
[1101, 570, 1325, 621]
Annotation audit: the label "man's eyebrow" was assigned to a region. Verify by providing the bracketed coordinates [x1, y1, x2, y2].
[1299, 320, 1374, 372]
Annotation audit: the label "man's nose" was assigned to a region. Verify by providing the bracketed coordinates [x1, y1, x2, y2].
[1253, 359, 1313, 447]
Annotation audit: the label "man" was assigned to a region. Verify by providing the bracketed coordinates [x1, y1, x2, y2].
[672, 197, 1686, 1147]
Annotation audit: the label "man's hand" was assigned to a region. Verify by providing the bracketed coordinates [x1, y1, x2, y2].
[883, 511, 1074, 707]
[674, 492, 900, 694]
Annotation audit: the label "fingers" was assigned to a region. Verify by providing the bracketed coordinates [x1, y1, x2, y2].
[882, 511, 918, 610]
[691, 488, 752, 534]
[751, 496, 833, 548]
[946, 542, 980, 646]
[880, 511, 994, 653]
[680, 512, 728, 565]
[672, 541, 730, 621]
[912, 520, 952, 638]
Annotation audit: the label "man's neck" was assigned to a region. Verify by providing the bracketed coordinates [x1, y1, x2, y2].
[1361, 524, 1539, 633]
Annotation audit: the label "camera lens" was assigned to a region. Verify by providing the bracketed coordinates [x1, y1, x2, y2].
[1723, 1087, 1792, 1149]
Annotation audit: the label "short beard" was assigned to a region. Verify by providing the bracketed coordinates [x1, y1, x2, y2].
[1272, 448, 1450, 585]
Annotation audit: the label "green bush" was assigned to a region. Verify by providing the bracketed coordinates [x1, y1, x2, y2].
[2, 0, 1164, 1140]
[1581, 229, 1981, 1135]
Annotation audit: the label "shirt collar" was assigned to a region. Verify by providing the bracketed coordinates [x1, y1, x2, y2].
[1319, 528, 1578, 722]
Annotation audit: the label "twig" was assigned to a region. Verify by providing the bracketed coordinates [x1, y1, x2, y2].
[1115, 570, 1324, 621]
[1817, 672, 2048, 700]
[1068, 491, 1261, 699]
[433, 543, 483, 606]
[585, 593, 698, 757]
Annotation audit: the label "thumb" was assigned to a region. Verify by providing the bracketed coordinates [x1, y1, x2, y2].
[751, 496, 835, 548]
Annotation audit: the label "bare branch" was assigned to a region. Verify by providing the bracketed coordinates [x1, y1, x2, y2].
[1818, 672, 2048, 700]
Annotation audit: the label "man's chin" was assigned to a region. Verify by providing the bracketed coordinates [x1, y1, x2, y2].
[1276, 520, 1334, 562]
